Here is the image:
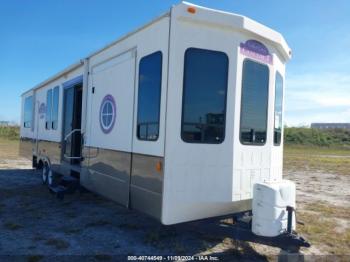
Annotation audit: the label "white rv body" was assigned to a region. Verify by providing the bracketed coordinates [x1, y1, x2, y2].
[20, 2, 291, 225]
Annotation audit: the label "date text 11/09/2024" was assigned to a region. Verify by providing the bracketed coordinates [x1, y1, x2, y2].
[127, 255, 219, 261]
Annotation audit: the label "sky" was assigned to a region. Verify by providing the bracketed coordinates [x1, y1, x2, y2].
[0, 0, 349, 126]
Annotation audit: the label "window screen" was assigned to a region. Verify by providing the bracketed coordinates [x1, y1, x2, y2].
[181, 48, 228, 143]
[274, 72, 283, 145]
[136, 51, 162, 141]
[46, 89, 52, 129]
[240, 59, 269, 145]
[24, 96, 33, 128]
[52, 86, 59, 130]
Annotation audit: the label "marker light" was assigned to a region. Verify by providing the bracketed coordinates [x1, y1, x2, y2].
[156, 161, 162, 172]
[187, 7, 196, 14]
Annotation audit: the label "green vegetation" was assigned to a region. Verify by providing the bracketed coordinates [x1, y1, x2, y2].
[284, 146, 350, 176]
[44, 238, 70, 250]
[0, 138, 19, 159]
[0, 126, 20, 140]
[298, 203, 350, 255]
[284, 127, 350, 147]
[283, 127, 350, 175]
[3, 222, 23, 230]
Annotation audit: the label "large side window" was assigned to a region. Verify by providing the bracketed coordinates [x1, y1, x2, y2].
[46, 86, 59, 130]
[181, 48, 228, 144]
[52, 86, 59, 130]
[24, 96, 33, 128]
[240, 59, 269, 145]
[136, 51, 162, 141]
[274, 72, 283, 145]
[46, 89, 52, 129]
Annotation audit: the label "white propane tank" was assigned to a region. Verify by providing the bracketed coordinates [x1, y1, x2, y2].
[252, 180, 296, 237]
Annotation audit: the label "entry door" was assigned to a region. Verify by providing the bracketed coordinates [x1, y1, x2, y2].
[62, 84, 82, 164]
[85, 49, 136, 207]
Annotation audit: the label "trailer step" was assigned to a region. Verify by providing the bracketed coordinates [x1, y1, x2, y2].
[48, 185, 68, 200]
[48, 175, 80, 200]
[61, 175, 79, 187]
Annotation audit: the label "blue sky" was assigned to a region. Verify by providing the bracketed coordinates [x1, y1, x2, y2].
[0, 0, 349, 126]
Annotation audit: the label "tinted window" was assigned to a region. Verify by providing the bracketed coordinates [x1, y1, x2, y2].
[52, 86, 59, 130]
[240, 60, 269, 145]
[274, 72, 283, 145]
[181, 48, 228, 143]
[46, 89, 52, 129]
[137, 51, 162, 141]
[24, 96, 33, 128]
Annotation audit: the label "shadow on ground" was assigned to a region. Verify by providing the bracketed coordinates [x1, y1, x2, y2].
[0, 168, 272, 261]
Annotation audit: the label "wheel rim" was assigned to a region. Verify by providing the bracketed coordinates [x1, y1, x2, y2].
[42, 165, 47, 184]
[48, 169, 53, 186]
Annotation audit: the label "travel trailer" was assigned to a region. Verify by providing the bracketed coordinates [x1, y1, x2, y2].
[20, 2, 308, 246]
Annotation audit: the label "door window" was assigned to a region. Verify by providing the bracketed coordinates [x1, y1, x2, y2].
[24, 96, 33, 128]
[46, 86, 59, 130]
[46, 89, 52, 129]
[240, 59, 269, 145]
[136, 51, 162, 141]
[181, 48, 228, 144]
[274, 72, 283, 145]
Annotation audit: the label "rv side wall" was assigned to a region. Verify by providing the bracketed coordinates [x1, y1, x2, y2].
[162, 4, 287, 225]
[80, 16, 170, 220]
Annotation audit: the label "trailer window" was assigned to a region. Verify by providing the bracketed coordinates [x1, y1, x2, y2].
[46, 89, 52, 129]
[240, 60, 269, 145]
[52, 86, 59, 130]
[181, 48, 228, 144]
[24, 96, 33, 128]
[45, 87, 59, 130]
[137, 51, 162, 141]
[274, 72, 283, 145]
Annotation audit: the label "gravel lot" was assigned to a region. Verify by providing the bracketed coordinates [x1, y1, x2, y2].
[0, 158, 268, 261]
[0, 148, 349, 261]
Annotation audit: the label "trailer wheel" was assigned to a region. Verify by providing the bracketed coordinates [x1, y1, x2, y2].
[42, 163, 49, 184]
[47, 168, 58, 187]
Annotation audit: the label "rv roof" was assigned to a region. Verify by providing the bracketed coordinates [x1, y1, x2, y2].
[22, 1, 291, 96]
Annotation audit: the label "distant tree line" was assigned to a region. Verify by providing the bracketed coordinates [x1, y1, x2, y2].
[0, 126, 20, 140]
[284, 127, 350, 147]
[1, 125, 350, 147]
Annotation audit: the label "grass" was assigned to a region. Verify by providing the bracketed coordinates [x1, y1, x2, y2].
[94, 254, 113, 261]
[85, 220, 111, 228]
[44, 238, 70, 250]
[3, 222, 23, 230]
[0, 126, 19, 140]
[303, 202, 350, 219]
[0, 138, 20, 159]
[27, 255, 44, 262]
[297, 203, 350, 255]
[284, 145, 350, 175]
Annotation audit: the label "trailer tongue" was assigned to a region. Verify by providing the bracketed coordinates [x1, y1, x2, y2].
[189, 211, 310, 252]
[185, 179, 310, 252]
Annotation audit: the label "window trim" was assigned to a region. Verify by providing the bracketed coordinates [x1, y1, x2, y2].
[136, 51, 163, 142]
[100, 99, 115, 130]
[23, 95, 33, 129]
[46, 89, 52, 130]
[239, 58, 270, 146]
[180, 47, 229, 144]
[273, 71, 283, 146]
[52, 86, 60, 130]
[45, 86, 60, 131]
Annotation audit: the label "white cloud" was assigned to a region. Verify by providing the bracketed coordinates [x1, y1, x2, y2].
[285, 72, 350, 126]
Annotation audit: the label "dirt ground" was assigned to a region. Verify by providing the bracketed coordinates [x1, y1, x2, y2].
[0, 140, 349, 261]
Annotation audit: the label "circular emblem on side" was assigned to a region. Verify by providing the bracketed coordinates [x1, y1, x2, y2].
[99, 94, 116, 134]
[39, 103, 46, 119]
